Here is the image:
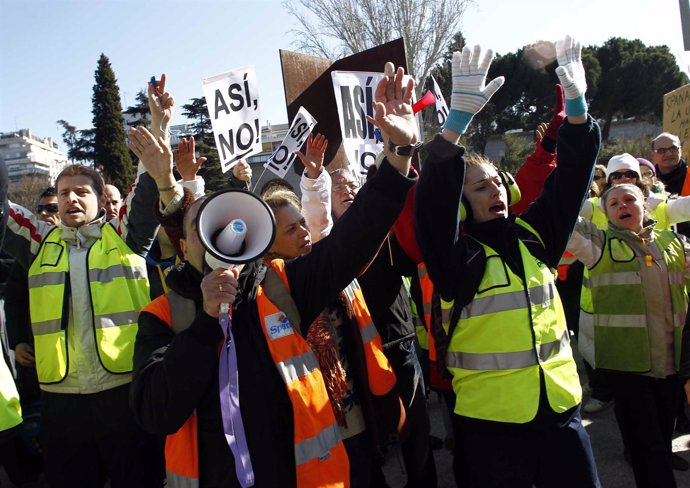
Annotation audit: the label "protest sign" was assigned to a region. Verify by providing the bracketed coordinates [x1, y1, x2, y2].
[331, 70, 414, 178]
[202, 66, 261, 173]
[430, 75, 450, 126]
[280, 38, 408, 175]
[663, 83, 690, 160]
[265, 106, 317, 178]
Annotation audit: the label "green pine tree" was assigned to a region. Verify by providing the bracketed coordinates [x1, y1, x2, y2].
[92, 54, 133, 192]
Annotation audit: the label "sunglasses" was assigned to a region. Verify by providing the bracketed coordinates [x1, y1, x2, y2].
[653, 145, 679, 155]
[36, 203, 58, 213]
[592, 175, 604, 181]
[609, 171, 638, 181]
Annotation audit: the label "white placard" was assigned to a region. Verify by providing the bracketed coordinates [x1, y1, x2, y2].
[202, 66, 261, 173]
[430, 75, 450, 127]
[331, 70, 415, 179]
[264, 106, 317, 179]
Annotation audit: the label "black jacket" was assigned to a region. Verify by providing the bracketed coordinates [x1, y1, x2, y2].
[130, 160, 415, 488]
[357, 234, 417, 347]
[414, 118, 601, 427]
[655, 159, 690, 237]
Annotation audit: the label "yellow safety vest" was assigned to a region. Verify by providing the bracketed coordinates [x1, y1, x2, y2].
[581, 195, 670, 315]
[444, 220, 581, 423]
[0, 358, 21, 432]
[590, 230, 687, 372]
[28, 224, 150, 384]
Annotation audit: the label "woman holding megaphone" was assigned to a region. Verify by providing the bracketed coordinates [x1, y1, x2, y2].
[130, 66, 417, 488]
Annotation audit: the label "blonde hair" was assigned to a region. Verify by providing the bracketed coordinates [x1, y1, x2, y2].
[263, 189, 301, 213]
[464, 152, 494, 168]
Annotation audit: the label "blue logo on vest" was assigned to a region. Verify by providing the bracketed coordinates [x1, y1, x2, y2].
[265, 312, 294, 340]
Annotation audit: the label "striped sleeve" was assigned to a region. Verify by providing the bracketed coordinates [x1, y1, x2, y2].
[566, 217, 605, 269]
[5, 201, 52, 267]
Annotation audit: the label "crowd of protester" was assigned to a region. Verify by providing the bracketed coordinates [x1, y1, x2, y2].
[0, 33, 689, 488]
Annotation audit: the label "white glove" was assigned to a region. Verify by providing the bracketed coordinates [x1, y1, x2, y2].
[444, 45, 505, 135]
[555, 36, 587, 116]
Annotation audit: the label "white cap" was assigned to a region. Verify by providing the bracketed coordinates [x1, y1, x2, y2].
[652, 132, 681, 148]
[605, 153, 641, 181]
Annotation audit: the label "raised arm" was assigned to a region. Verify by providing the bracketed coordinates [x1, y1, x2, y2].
[298, 133, 332, 242]
[286, 65, 417, 325]
[415, 44, 504, 300]
[2, 155, 52, 267]
[512, 85, 564, 214]
[522, 36, 601, 267]
[174, 136, 206, 198]
[148, 73, 175, 143]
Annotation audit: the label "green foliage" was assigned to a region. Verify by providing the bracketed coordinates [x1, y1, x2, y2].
[123, 90, 150, 127]
[181, 98, 227, 192]
[497, 133, 534, 175]
[92, 54, 133, 192]
[430, 35, 687, 151]
[590, 38, 688, 139]
[596, 134, 655, 166]
[56, 120, 95, 165]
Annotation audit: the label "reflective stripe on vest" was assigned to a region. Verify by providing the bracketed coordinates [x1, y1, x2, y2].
[28, 224, 150, 384]
[418, 263, 436, 358]
[143, 294, 199, 488]
[590, 230, 687, 372]
[444, 219, 581, 423]
[582, 194, 672, 315]
[447, 330, 569, 370]
[258, 260, 350, 488]
[342, 279, 397, 397]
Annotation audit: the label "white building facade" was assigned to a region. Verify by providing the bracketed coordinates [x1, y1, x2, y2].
[0, 129, 68, 183]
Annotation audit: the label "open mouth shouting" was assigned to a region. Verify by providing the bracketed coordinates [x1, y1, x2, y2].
[489, 201, 506, 215]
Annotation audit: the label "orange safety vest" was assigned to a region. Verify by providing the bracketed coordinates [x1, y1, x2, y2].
[418, 263, 436, 361]
[141, 293, 200, 488]
[143, 264, 355, 487]
[681, 167, 690, 196]
[417, 263, 453, 391]
[257, 260, 350, 488]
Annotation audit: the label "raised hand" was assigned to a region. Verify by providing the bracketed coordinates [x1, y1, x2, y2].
[149, 73, 175, 133]
[128, 127, 175, 188]
[444, 45, 505, 136]
[555, 36, 587, 119]
[296, 133, 328, 179]
[368, 66, 417, 146]
[367, 65, 417, 175]
[174, 136, 206, 181]
[232, 160, 252, 183]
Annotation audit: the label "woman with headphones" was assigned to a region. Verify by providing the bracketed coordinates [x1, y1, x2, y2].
[413, 38, 602, 487]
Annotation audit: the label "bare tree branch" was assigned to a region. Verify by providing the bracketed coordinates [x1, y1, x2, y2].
[283, 0, 474, 92]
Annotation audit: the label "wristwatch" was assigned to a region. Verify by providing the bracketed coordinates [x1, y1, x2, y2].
[387, 139, 422, 156]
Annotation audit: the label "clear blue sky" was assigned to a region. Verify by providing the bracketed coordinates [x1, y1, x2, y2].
[1, 0, 687, 153]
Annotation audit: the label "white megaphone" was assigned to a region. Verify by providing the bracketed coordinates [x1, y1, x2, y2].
[196, 189, 276, 271]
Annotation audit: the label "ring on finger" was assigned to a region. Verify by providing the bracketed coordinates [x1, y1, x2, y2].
[218, 284, 223, 292]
